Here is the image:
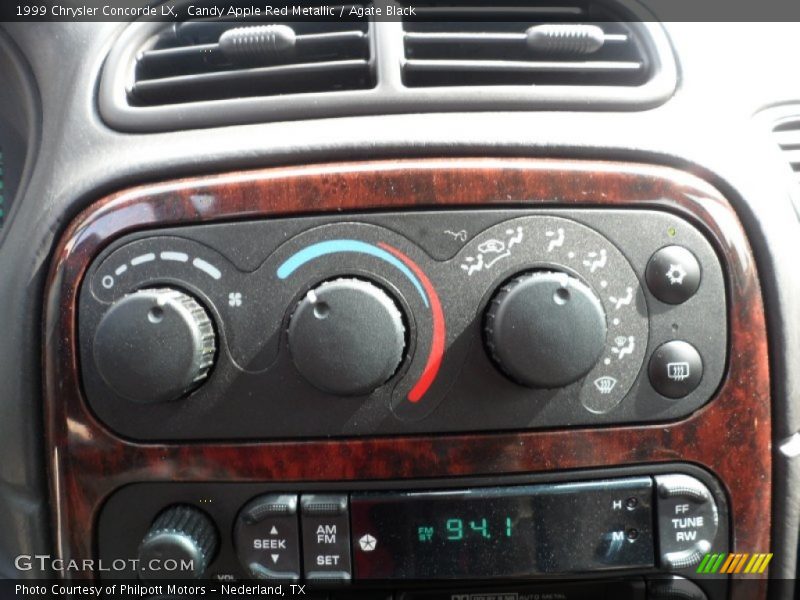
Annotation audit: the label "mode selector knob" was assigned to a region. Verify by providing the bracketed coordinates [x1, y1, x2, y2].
[288, 278, 406, 396]
[485, 271, 607, 388]
[138, 505, 219, 580]
[92, 288, 216, 404]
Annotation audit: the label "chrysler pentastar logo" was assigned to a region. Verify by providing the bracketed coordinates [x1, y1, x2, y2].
[358, 534, 377, 552]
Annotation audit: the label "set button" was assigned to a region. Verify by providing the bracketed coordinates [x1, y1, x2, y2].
[645, 246, 701, 305]
[301, 494, 353, 582]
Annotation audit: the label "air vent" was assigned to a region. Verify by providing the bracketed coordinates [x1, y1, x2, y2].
[99, 0, 677, 131]
[128, 4, 374, 106]
[401, 2, 652, 88]
[773, 118, 800, 188]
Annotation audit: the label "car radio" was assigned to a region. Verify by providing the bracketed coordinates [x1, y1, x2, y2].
[97, 468, 727, 594]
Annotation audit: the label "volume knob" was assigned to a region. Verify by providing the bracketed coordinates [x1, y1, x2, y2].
[92, 288, 216, 404]
[138, 505, 219, 580]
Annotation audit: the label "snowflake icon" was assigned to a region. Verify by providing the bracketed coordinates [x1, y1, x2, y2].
[665, 264, 687, 286]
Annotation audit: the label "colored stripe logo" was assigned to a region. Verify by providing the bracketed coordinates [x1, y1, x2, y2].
[696, 552, 772, 574]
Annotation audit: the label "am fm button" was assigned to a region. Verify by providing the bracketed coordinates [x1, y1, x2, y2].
[301, 494, 352, 582]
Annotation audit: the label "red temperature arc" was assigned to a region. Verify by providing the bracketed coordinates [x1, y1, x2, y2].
[378, 242, 446, 403]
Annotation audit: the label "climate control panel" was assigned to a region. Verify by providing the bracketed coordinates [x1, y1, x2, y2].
[78, 209, 727, 440]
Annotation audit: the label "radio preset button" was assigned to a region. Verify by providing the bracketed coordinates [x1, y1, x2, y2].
[234, 494, 301, 581]
[646, 246, 701, 305]
[655, 474, 719, 570]
[301, 494, 353, 582]
[648, 341, 703, 399]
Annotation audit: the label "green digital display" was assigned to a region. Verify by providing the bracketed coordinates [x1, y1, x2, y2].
[351, 479, 656, 579]
[417, 516, 514, 542]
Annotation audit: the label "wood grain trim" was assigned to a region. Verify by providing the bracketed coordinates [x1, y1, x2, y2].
[43, 159, 770, 598]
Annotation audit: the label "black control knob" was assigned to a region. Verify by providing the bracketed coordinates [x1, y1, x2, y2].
[92, 288, 216, 404]
[485, 271, 607, 388]
[288, 278, 406, 396]
[138, 505, 219, 580]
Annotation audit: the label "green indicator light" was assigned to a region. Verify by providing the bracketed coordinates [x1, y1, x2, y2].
[505, 517, 513, 537]
[667, 226, 677, 237]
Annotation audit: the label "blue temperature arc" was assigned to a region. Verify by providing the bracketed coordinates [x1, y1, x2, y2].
[276, 239, 430, 308]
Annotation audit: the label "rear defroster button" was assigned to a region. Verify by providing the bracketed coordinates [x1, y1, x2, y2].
[648, 341, 703, 399]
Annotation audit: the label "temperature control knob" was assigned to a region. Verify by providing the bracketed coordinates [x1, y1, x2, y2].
[138, 505, 219, 580]
[288, 278, 406, 396]
[92, 288, 216, 404]
[485, 271, 607, 388]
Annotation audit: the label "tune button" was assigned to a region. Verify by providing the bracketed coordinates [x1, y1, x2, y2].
[646, 246, 701, 305]
[648, 341, 703, 399]
[654, 475, 719, 570]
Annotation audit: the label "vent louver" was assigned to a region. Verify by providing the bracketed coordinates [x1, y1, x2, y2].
[129, 4, 374, 106]
[773, 119, 800, 188]
[401, 2, 652, 88]
[99, 0, 677, 131]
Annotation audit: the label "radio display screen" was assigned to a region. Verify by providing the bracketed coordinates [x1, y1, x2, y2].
[350, 478, 654, 579]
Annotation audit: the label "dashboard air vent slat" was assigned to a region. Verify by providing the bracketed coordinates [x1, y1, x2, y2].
[128, 5, 374, 106]
[773, 121, 800, 186]
[401, 2, 651, 88]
